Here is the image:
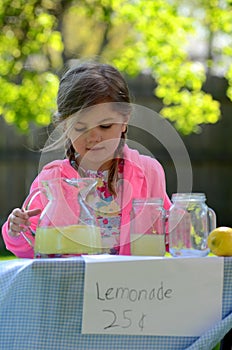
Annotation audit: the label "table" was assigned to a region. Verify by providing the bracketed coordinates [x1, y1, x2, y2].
[0, 257, 231, 350]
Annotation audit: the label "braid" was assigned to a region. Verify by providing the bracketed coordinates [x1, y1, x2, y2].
[65, 138, 76, 163]
[107, 129, 127, 196]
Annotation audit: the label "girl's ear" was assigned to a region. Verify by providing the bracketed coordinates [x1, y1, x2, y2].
[122, 113, 130, 132]
[122, 123, 128, 133]
[125, 113, 130, 122]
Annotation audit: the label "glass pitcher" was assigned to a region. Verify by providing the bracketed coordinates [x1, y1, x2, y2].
[168, 193, 216, 257]
[21, 177, 102, 258]
[130, 198, 166, 256]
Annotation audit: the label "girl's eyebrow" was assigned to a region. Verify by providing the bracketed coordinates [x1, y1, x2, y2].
[99, 117, 115, 123]
[76, 117, 115, 125]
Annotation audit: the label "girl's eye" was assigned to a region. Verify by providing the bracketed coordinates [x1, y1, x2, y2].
[74, 127, 86, 132]
[100, 124, 113, 129]
[73, 123, 113, 133]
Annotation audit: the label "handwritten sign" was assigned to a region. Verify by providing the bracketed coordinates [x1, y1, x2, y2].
[82, 255, 223, 336]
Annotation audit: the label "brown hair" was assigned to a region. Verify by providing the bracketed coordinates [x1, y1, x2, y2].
[54, 61, 131, 195]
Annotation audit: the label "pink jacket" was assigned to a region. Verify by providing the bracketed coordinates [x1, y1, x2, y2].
[2, 145, 171, 258]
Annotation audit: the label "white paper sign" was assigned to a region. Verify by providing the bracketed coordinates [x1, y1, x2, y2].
[82, 256, 223, 336]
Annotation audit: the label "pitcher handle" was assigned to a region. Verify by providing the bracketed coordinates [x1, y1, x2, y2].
[208, 208, 217, 232]
[20, 187, 45, 247]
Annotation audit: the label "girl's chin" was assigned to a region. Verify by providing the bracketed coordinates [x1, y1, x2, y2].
[78, 157, 113, 171]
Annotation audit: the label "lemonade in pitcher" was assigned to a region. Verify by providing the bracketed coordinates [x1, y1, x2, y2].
[21, 177, 104, 258]
[34, 225, 102, 258]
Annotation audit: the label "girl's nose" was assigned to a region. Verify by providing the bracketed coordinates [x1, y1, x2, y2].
[86, 127, 102, 142]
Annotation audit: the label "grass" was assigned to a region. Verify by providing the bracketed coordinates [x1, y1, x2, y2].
[213, 344, 221, 350]
[0, 254, 17, 261]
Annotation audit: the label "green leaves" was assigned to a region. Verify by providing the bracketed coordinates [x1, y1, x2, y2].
[0, 70, 59, 131]
[160, 90, 220, 134]
[1, 0, 232, 134]
[0, 0, 62, 131]
[226, 64, 232, 100]
[112, 0, 224, 134]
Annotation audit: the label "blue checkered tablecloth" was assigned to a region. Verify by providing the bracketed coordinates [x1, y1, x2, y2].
[0, 257, 231, 350]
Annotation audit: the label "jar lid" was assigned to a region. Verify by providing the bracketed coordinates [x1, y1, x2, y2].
[171, 193, 206, 202]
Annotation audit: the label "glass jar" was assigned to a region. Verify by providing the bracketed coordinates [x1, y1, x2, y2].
[168, 193, 216, 257]
[130, 198, 166, 256]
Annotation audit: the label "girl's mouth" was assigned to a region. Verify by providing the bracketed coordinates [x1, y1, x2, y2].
[87, 146, 105, 151]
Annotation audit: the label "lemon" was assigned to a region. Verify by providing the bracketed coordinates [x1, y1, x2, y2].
[207, 226, 232, 256]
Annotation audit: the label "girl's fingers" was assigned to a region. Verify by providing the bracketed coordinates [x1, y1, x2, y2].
[8, 208, 41, 237]
[27, 208, 42, 217]
[11, 211, 29, 226]
[12, 208, 29, 220]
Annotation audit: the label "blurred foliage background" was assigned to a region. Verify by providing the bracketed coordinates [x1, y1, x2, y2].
[1, 0, 232, 134]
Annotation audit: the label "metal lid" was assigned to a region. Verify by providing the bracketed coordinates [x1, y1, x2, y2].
[171, 193, 206, 202]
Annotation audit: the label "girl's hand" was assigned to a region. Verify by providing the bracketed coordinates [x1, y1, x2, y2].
[8, 208, 41, 237]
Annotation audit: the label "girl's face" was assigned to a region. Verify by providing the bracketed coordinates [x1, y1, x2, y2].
[68, 103, 128, 171]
